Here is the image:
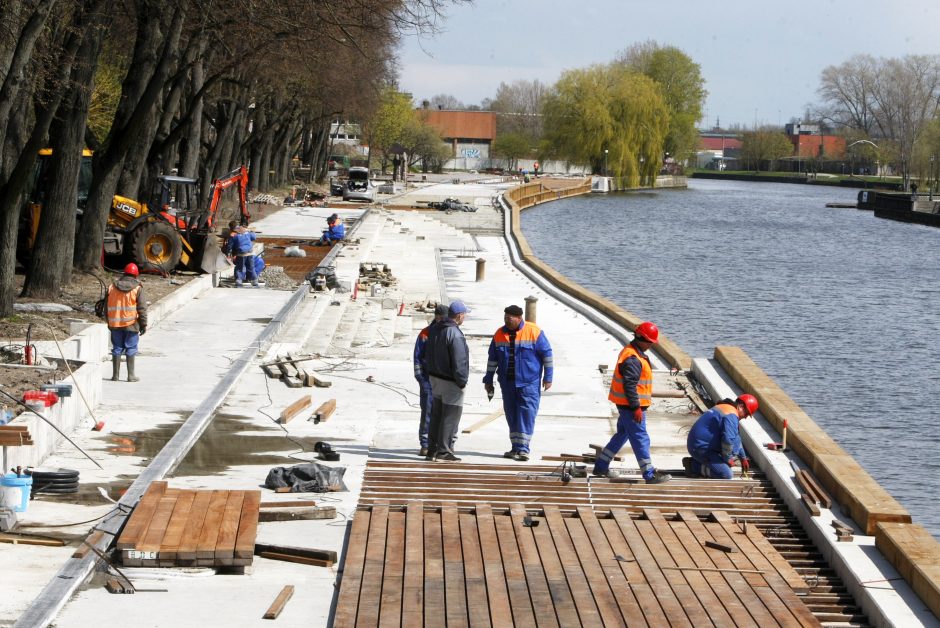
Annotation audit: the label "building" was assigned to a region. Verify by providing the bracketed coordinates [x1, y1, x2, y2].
[417, 109, 497, 171]
[785, 122, 845, 158]
[697, 130, 743, 169]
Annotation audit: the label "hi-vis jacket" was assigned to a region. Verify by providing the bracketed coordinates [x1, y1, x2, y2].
[608, 342, 652, 408]
[106, 276, 148, 332]
[483, 320, 553, 388]
[687, 402, 745, 460]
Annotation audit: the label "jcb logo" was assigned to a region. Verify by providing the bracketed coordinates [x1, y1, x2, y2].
[115, 203, 136, 216]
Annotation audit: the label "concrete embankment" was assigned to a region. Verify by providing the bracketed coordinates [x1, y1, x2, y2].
[507, 180, 940, 623]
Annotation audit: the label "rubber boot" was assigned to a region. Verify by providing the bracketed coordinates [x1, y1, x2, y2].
[126, 355, 139, 382]
[111, 356, 120, 381]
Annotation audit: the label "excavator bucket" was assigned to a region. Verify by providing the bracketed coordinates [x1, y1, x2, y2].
[197, 238, 231, 274]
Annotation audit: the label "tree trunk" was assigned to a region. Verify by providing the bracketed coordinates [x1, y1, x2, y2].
[179, 56, 205, 178]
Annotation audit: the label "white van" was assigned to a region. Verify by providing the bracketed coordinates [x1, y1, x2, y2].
[343, 167, 375, 202]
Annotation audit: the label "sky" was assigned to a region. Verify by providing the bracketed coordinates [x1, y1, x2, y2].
[398, 0, 940, 129]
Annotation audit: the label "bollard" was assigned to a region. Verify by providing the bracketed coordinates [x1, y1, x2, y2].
[475, 258, 486, 282]
[524, 295, 538, 323]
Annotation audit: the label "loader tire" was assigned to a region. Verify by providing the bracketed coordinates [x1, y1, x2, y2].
[130, 221, 182, 272]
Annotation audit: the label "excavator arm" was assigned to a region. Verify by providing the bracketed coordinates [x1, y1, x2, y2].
[203, 165, 250, 229]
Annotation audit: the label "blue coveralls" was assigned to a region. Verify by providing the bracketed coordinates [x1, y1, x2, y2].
[482, 320, 553, 454]
[413, 324, 435, 448]
[593, 343, 656, 480]
[687, 403, 746, 479]
[319, 221, 345, 244]
[225, 231, 257, 284]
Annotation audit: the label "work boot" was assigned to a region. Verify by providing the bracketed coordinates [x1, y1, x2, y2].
[110, 356, 120, 381]
[251, 280, 260, 288]
[418, 447, 428, 457]
[126, 355, 139, 382]
[646, 471, 672, 484]
[682, 457, 700, 478]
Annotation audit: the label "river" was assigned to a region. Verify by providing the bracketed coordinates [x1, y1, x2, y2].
[521, 178, 940, 538]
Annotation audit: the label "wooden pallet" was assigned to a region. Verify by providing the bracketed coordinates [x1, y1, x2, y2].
[334, 501, 819, 627]
[117, 482, 260, 567]
[0, 425, 33, 446]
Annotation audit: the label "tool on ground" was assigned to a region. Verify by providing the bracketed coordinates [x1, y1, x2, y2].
[48, 326, 105, 431]
[765, 442, 784, 450]
[522, 515, 539, 528]
[314, 441, 340, 462]
[781, 418, 788, 451]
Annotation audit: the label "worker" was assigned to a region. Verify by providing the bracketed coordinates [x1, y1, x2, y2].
[318, 213, 345, 245]
[684, 394, 759, 479]
[483, 304, 553, 461]
[422, 300, 470, 462]
[106, 263, 148, 382]
[592, 321, 671, 483]
[224, 223, 258, 287]
[414, 303, 448, 457]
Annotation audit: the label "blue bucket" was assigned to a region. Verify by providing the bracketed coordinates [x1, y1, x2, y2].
[1, 473, 32, 512]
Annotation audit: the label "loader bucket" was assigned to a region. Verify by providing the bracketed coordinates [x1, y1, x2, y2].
[198, 238, 232, 274]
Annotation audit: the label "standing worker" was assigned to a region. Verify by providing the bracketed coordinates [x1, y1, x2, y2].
[422, 300, 470, 462]
[684, 394, 759, 479]
[414, 303, 448, 457]
[318, 213, 345, 245]
[224, 222, 258, 287]
[106, 263, 148, 382]
[592, 321, 671, 483]
[483, 304, 553, 461]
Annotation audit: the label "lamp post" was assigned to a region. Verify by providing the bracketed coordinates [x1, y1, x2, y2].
[604, 149, 608, 177]
[931, 155, 935, 201]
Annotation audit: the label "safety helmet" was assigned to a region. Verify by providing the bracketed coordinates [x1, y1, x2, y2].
[124, 263, 139, 277]
[736, 394, 759, 417]
[634, 321, 659, 343]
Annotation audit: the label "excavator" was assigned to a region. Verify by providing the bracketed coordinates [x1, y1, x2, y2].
[105, 166, 251, 273]
[20, 152, 250, 274]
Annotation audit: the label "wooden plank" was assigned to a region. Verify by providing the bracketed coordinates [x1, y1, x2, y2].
[258, 506, 336, 522]
[357, 502, 389, 627]
[541, 505, 604, 626]
[254, 543, 337, 564]
[195, 490, 230, 560]
[598, 517, 669, 625]
[459, 511, 492, 628]
[423, 510, 446, 627]
[235, 490, 261, 559]
[263, 585, 295, 620]
[158, 490, 197, 560]
[507, 504, 558, 628]
[610, 508, 696, 627]
[333, 510, 372, 627]
[138, 495, 179, 554]
[576, 506, 646, 627]
[177, 490, 214, 561]
[259, 500, 319, 508]
[259, 552, 333, 567]
[800, 469, 832, 508]
[473, 503, 513, 626]
[801, 493, 821, 516]
[378, 511, 405, 627]
[214, 490, 246, 561]
[559, 511, 627, 626]
[0, 533, 65, 547]
[313, 399, 336, 423]
[116, 481, 168, 550]
[401, 502, 424, 627]
[529, 510, 580, 626]
[440, 503, 468, 627]
[72, 530, 105, 559]
[460, 409, 504, 434]
[493, 512, 536, 626]
[711, 511, 809, 594]
[278, 395, 312, 423]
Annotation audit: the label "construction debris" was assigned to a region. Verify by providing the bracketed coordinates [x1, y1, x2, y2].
[278, 395, 312, 424]
[311, 399, 336, 424]
[357, 262, 396, 293]
[263, 585, 295, 619]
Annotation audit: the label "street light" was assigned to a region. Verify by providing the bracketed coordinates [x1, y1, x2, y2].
[931, 155, 935, 201]
[604, 149, 608, 177]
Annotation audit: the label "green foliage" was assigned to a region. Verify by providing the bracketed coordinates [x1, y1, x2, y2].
[741, 129, 794, 170]
[401, 117, 450, 172]
[87, 56, 124, 145]
[543, 64, 669, 187]
[492, 132, 531, 170]
[367, 87, 416, 159]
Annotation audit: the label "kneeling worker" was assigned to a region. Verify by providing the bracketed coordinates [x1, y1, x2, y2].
[592, 321, 671, 483]
[684, 394, 759, 479]
[318, 213, 345, 245]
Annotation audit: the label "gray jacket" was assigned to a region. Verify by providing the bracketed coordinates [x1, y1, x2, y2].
[423, 318, 469, 388]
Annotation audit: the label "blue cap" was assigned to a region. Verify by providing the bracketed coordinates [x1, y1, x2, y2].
[448, 300, 470, 316]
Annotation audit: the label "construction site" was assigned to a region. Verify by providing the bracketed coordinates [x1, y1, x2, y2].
[1, 174, 939, 627]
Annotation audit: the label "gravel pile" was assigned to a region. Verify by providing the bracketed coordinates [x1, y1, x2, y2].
[260, 266, 299, 291]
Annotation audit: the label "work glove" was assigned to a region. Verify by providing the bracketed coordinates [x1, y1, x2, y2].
[139, 327, 146, 336]
[727, 458, 736, 467]
[633, 407, 644, 424]
[741, 457, 750, 472]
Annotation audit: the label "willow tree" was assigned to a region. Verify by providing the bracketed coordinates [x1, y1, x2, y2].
[543, 64, 669, 187]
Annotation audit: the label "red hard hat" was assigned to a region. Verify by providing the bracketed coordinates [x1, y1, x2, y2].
[737, 394, 759, 417]
[635, 321, 659, 343]
[124, 263, 139, 277]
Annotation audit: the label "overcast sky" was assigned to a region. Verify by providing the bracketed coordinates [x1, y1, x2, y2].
[398, 0, 940, 129]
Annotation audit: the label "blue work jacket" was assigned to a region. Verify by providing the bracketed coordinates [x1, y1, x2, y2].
[482, 320, 553, 388]
[687, 403, 746, 460]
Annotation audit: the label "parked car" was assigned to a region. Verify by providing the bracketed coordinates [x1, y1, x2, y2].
[342, 166, 375, 202]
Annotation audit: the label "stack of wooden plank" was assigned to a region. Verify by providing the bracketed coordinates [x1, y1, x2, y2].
[0, 425, 32, 447]
[117, 481, 260, 568]
[260, 353, 330, 388]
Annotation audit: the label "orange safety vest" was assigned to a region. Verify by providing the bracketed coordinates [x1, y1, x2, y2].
[714, 403, 737, 417]
[106, 285, 141, 328]
[608, 344, 653, 407]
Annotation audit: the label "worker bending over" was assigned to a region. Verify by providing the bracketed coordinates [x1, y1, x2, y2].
[106, 263, 148, 382]
[592, 322, 671, 483]
[224, 223, 258, 287]
[684, 394, 759, 479]
[483, 304, 553, 461]
[318, 213, 345, 245]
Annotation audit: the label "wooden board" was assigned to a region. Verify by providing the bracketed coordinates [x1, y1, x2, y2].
[116, 484, 260, 568]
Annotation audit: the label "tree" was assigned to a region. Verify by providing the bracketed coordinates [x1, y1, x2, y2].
[617, 41, 706, 166]
[368, 87, 415, 173]
[491, 132, 530, 171]
[741, 128, 793, 171]
[426, 93, 463, 110]
[487, 79, 548, 139]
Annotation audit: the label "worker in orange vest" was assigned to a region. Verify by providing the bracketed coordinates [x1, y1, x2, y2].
[106, 263, 148, 382]
[684, 394, 759, 479]
[592, 321, 671, 483]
